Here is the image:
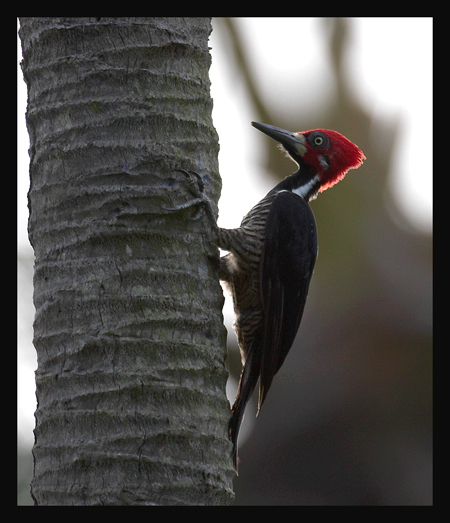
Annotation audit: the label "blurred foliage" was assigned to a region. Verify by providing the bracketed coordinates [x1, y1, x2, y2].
[217, 17, 431, 505]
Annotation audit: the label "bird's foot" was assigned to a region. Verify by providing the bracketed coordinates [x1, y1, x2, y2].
[163, 169, 217, 228]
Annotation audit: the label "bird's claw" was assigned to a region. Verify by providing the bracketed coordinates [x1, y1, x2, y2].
[162, 169, 217, 227]
[174, 169, 205, 195]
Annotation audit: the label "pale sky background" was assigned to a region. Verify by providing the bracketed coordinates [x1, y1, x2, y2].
[17, 18, 432, 449]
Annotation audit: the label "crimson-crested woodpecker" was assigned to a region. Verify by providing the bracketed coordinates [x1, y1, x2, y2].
[165, 122, 365, 473]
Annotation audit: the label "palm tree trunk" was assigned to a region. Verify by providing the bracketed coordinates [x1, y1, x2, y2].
[19, 16, 234, 506]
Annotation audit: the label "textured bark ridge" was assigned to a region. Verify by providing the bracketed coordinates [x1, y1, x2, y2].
[20, 17, 234, 505]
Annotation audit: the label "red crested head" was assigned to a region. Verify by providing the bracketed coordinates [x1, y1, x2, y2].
[300, 129, 365, 192]
[252, 122, 365, 195]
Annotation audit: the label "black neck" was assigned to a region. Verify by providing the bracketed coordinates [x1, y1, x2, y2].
[274, 163, 321, 201]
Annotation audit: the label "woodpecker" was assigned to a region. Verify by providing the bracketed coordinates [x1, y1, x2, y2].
[165, 122, 365, 473]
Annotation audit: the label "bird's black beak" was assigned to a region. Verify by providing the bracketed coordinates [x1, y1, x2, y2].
[252, 122, 307, 157]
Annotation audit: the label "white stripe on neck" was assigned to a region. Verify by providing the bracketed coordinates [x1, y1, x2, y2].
[291, 175, 321, 198]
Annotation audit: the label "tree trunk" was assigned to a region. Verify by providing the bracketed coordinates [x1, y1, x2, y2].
[19, 16, 234, 506]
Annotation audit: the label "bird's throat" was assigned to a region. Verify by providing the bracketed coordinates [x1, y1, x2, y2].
[291, 174, 321, 201]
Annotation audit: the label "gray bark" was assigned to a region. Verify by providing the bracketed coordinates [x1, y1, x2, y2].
[19, 16, 234, 506]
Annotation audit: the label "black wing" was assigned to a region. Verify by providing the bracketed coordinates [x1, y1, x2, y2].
[257, 190, 318, 412]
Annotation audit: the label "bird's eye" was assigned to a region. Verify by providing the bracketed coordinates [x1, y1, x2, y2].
[314, 136, 324, 146]
[307, 131, 329, 149]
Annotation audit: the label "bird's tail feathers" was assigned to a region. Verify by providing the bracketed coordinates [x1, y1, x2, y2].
[228, 338, 261, 474]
